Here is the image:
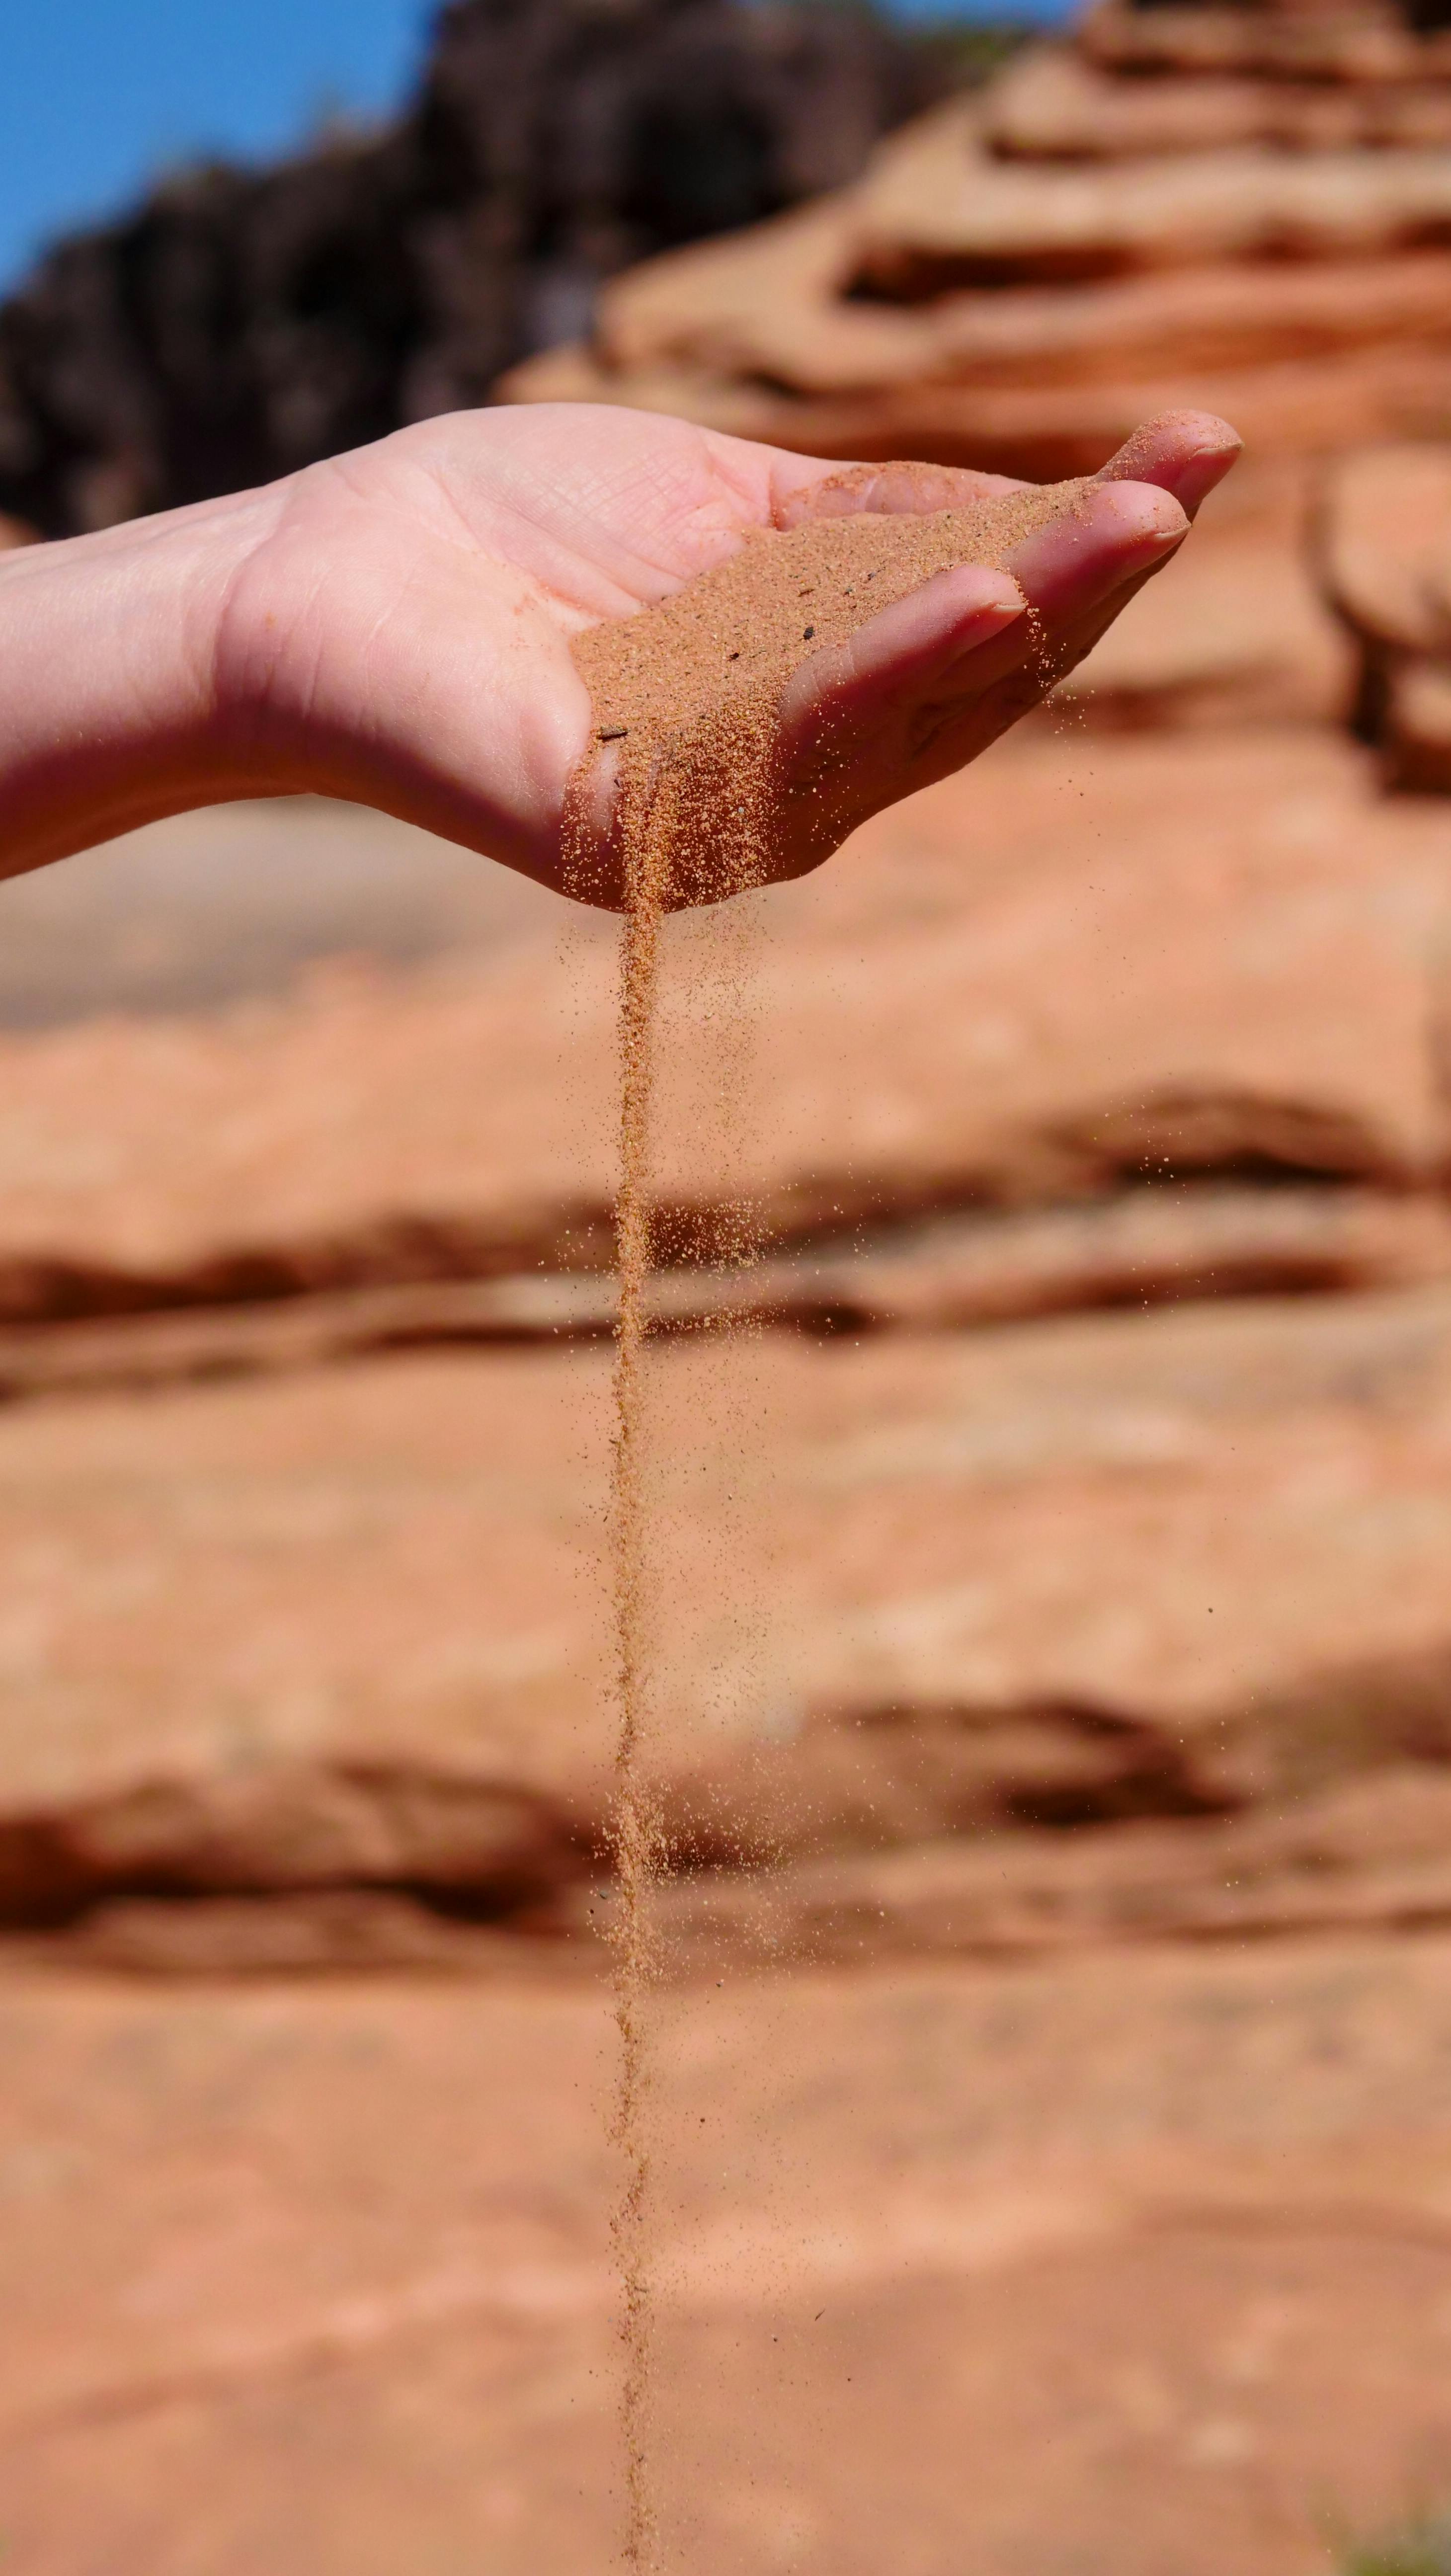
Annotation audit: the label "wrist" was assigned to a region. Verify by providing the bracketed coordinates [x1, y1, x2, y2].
[0, 483, 287, 876]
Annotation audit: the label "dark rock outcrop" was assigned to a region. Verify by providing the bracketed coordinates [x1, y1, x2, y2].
[0, 0, 934, 536]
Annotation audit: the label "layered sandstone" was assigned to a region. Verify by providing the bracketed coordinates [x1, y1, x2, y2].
[0, 731, 1443, 1323]
[8, 1285, 1451, 1939]
[502, 0, 1451, 479]
[0, 729, 1448, 1942]
[4, 638, 1451, 2568]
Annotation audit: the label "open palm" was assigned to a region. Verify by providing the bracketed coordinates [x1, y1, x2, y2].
[214, 399, 1239, 906]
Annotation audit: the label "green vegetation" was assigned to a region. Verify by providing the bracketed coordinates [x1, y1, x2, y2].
[808, 0, 1036, 88]
[910, 19, 1036, 82]
[1342, 2512, 1451, 2575]
[862, 4, 1036, 87]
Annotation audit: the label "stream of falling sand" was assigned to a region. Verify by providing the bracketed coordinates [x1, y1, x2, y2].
[607, 763, 772, 2570]
[570, 463, 1091, 2570]
[608, 775, 676, 2574]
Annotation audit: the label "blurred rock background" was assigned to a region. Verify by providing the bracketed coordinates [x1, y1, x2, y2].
[3, 3, 1451, 2570]
[0, 0, 951, 536]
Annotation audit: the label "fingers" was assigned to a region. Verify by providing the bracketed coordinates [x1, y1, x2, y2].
[1091, 409, 1242, 521]
[781, 476, 1185, 762]
[768, 474, 1191, 862]
[560, 409, 1241, 905]
[777, 431, 1230, 759]
[999, 476, 1187, 630]
[767, 410, 1240, 547]
[776, 561, 1026, 741]
[758, 456, 1220, 876]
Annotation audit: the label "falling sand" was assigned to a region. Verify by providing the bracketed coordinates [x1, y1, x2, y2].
[565, 461, 1095, 2569]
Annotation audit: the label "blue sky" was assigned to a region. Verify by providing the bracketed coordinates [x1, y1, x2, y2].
[0, 0, 1063, 300]
[0, 0, 426, 295]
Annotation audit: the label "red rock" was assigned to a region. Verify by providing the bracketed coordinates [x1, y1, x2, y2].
[1315, 439, 1451, 778]
[3, 1282, 1451, 1905]
[3, 1938, 1451, 2568]
[62, 1762, 1451, 1972]
[581, 213, 1451, 402]
[751, 1184, 1451, 1328]
[501, 8, 1451, 479]
[1318, 440, 1451, 659]
[852, 108, 1451, 293]
[932, 251, 1451, 390]
[591, 193, 873, 390]
[641, 1771, 1451, 1970]
[984, 42, 1451, 159]
[1386, 655, 1451, 789]
[503, 331, 1451, 482]
[0, 731, 1447, 1316]
[0, 1177, 1439, 1408]
[1080, 0, 1427, 84]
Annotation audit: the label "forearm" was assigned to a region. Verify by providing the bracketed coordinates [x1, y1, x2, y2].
[0, 486, 285, 879]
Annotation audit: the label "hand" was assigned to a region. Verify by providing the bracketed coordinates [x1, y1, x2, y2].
[0, 402, 1238, 902]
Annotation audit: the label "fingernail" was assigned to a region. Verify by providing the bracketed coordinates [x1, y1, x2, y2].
[943, 591, 1028, 669]
[969, 580, 1028, 623]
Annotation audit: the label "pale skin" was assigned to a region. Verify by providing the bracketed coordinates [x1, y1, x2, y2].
[0, 400, 1238, 906]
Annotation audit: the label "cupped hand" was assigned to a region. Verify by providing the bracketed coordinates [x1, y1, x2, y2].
[212, 401, 1239, 906]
